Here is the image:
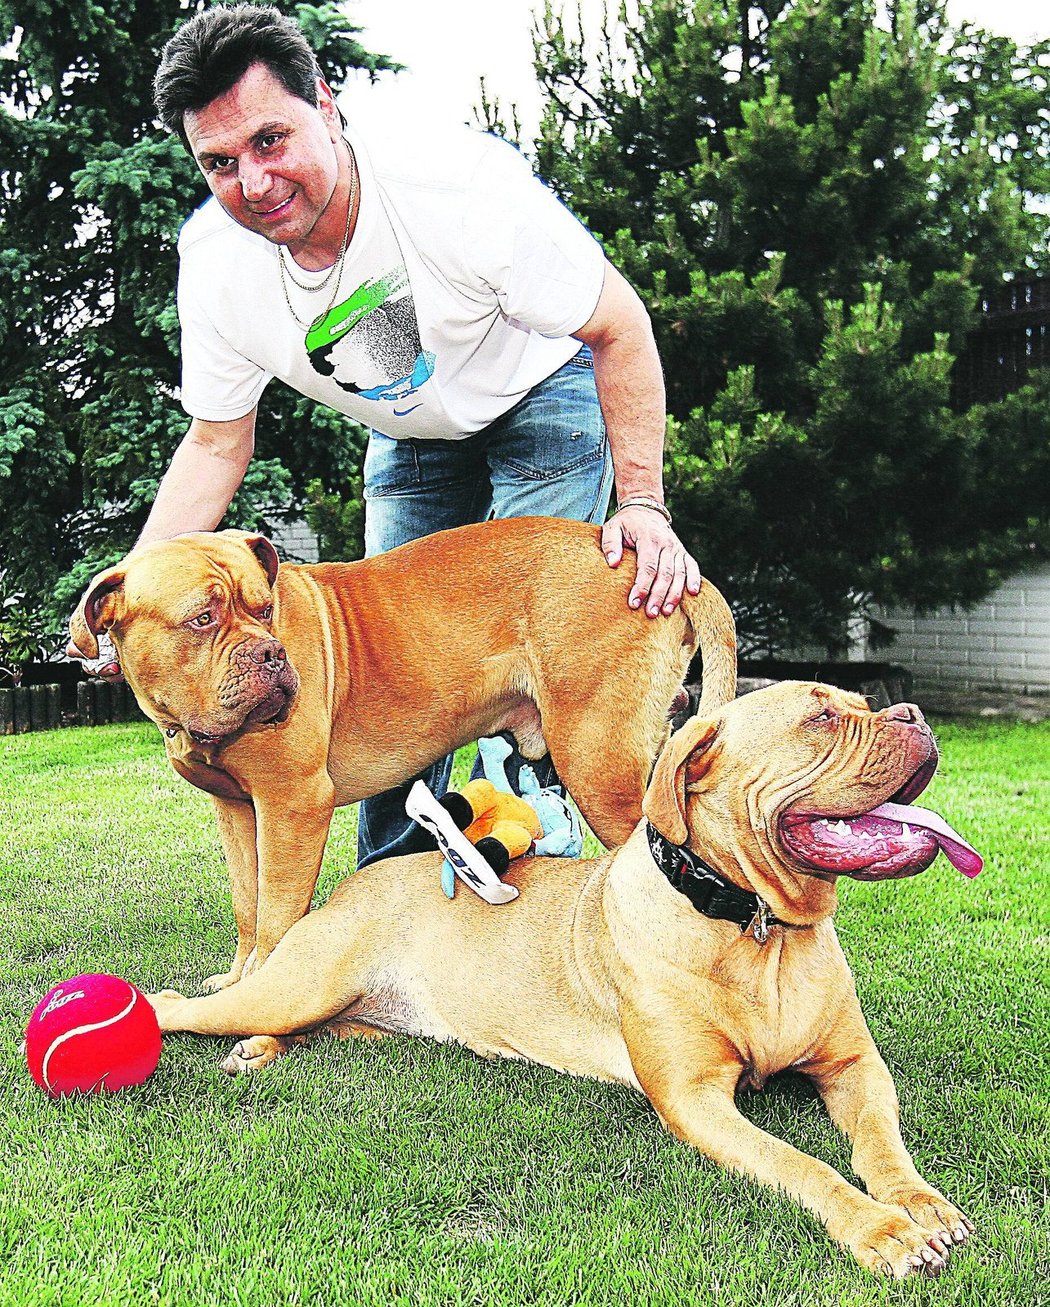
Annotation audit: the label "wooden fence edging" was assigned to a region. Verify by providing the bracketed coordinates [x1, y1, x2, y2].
[0, 682, 147, 735]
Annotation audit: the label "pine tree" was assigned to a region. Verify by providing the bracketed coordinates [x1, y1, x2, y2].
[529, 0, 1050, 654]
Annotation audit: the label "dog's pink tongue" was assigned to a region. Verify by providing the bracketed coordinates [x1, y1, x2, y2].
[869, 802, 984, 877]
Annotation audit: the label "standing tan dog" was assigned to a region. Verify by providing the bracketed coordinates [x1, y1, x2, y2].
[149, 681, 979, 1276]
[69, 518, 736, 988]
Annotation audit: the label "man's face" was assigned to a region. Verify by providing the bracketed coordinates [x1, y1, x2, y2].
[184, 61, 343, 252]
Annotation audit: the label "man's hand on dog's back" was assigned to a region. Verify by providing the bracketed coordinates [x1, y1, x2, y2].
[602, 504, 702, 618]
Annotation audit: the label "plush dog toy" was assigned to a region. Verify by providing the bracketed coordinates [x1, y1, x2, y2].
[440, 778, 542, 877]
[474, 736, 583, 854]
[405, 736, 584, 901]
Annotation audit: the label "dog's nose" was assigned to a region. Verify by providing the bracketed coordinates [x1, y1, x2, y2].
[884, 702, 925, 726]
[250, 639, 287, 666]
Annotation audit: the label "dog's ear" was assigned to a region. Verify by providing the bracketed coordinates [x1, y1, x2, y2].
[216, 530, 281, 587]
[245, 535, 280, 587]
[642, 715, 721, 846]
[68, 567, 127, 660]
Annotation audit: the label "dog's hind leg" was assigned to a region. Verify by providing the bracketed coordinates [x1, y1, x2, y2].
[541, 685, 674, 849]
[537, 635, 688, 847]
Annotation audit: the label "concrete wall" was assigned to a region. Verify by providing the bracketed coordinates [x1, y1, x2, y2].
[881, 564, 1050, 694]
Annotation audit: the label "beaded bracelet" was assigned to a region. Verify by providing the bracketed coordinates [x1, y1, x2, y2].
[615, 496, 673, 525]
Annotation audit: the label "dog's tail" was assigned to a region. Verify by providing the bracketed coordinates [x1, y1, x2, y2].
[681, 577, 737, 715]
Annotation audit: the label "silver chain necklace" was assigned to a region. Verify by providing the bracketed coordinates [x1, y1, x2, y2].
[278, 140, 358, 332]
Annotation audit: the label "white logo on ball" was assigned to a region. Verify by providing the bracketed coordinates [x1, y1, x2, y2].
[42, 989, 86, 1019]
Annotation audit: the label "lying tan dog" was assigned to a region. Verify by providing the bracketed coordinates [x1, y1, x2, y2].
[69, 518, 735, 987]
[149, 680, 979, 1276]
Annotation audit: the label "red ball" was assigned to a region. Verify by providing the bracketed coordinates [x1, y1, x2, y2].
[25, 974, 162, 1098]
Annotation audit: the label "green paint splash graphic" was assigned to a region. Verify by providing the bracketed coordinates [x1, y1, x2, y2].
[305, 269, 408, 352]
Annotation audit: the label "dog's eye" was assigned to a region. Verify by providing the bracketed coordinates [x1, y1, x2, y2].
[260, 605, 273, 621]
[810, 708, 836, 725]
[190, 611, 214, 628]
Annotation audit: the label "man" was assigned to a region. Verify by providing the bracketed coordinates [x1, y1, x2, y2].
[116, 3, 700, 866]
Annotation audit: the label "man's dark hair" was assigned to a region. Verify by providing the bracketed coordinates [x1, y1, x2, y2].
[154, 3, 323, 143]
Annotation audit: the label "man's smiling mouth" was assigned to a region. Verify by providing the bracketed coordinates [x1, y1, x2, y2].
[253, 194, 295, 219]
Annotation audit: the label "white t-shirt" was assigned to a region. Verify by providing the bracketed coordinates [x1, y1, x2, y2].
[176, 119, 606, 439]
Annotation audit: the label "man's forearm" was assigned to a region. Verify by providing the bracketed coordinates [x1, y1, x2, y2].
[575, 260, 700, 616]
[137, 416, 255, 548]
[589, 320, 667, 507]
[575, 263, 668, 507]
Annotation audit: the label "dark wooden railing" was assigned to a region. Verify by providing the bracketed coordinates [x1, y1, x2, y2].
[0, 679, 145, 734]
[953, 277, 1050, 407]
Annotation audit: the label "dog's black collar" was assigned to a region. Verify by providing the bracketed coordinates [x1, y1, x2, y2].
[645, 821, 785, 943]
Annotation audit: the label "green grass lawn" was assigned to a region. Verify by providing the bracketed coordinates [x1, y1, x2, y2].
[1, 717, 1047, 1305]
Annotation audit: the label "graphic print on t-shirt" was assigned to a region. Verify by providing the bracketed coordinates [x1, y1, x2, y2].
[304, 266, 435, 417]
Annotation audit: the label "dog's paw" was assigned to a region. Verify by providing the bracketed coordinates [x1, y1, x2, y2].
[148, 989, 188, 1028]
[203, 947, 257, 992]
[847, 1202, 957, 1278]
[220, 1035, 286, 1076]
[883, 1184, 974, 1252]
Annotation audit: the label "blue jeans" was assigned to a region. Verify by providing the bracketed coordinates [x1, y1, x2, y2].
[357, 344, 613, 869]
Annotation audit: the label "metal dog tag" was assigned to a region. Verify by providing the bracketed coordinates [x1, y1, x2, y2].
[405, 781, 519, 906]
[746, 899, 773, 945]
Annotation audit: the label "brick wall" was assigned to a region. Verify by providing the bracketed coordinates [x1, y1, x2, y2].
[266, 518, 320, 564]
[880, 564, 1050, 693]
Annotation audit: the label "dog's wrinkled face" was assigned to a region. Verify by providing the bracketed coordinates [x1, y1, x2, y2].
[70, 532, 300, 748]
[644, 681, 982, 904]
